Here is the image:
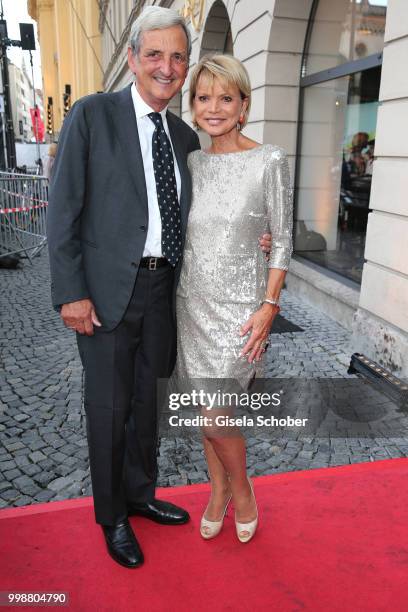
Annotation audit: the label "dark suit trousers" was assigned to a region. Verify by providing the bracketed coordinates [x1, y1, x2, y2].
[76, 265, 175, 526]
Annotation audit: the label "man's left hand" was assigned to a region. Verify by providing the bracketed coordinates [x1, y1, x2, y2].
[259, 233, 272, 259]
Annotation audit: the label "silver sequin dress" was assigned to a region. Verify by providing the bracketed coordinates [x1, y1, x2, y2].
[174, 144, 293, 388]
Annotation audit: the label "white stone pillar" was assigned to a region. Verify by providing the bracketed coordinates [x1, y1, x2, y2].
[351, 0, 408, 377]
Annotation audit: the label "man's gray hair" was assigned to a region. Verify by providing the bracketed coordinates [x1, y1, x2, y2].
[129, 6, 191, 58]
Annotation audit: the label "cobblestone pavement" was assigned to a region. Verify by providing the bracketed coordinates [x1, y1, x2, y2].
[1, 252, 407, 508]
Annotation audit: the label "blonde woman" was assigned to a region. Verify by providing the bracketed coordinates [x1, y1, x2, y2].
[174, 55, 293, 542]
[44, 142, 58, 180]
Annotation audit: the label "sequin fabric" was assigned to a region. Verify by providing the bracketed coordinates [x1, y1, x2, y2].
[174, 144, 293, 387]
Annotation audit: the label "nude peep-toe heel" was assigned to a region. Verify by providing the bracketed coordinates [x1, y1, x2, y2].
[200, 494, 232, 540]
[235, 478, 258, 543]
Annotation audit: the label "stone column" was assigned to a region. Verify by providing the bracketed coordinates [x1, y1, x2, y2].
[54, 0, 73, 129]
[32, 0, 59, 131]
[351, 0, 408, 377]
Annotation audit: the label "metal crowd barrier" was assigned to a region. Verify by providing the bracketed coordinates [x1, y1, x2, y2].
[0, 172, 49, 262]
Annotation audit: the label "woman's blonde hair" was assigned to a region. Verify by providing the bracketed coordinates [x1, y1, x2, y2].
[48, 143, 58, 157]
[189, 54, 251, 128]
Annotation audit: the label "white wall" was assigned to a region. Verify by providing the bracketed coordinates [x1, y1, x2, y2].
[16, 143, 49, 168]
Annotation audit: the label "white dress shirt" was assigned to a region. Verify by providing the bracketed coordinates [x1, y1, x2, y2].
[131, 82, 181, 257]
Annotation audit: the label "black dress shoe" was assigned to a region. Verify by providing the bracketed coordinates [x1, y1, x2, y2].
[127, 499, 190, 525]
[102, 520, 144, 568]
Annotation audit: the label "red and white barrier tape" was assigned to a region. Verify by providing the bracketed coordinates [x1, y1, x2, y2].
[0, 202, 47, 214]
[0, 186, 48, 207]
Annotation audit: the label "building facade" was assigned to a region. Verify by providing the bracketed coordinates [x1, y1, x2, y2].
[27, 0, 103, 138]
[99, 0, 408, 378]
[8, 60, 43, 143]
[32, 0, 408, 377]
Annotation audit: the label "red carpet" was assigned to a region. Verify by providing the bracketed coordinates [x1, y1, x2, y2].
[1, 459, 408, 612]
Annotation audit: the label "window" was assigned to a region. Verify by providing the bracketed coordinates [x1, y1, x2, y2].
[294, 0, 387, 284]
[303, 0, 388, 76]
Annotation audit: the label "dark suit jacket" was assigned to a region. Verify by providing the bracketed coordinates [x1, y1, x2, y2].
[47, 84, 200, 331]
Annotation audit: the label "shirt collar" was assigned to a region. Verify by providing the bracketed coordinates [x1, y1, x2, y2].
[131, 82, 168, 121]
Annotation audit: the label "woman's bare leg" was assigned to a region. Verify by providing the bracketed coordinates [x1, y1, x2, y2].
[201, 407, 256, 527]
[206, 434, 256, 525]
[202, 436, 231, 521]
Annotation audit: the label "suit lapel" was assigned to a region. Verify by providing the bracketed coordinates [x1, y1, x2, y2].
[167, 112, 191, 241]
[109, 84, 148, 217]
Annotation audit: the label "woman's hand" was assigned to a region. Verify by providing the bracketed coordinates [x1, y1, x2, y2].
[239, 303, 279, 363]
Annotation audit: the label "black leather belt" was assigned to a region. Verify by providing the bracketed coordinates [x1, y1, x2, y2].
[139, 257, 169, 270]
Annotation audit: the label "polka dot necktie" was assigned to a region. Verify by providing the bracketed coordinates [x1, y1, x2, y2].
[148, 112, 182, 267]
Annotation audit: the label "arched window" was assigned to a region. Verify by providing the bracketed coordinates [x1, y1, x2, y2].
[200, 1, 233, 58]
[295, 0, 387, 284]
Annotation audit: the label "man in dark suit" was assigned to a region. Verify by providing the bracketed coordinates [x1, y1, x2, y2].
[47, 6, 199, 568]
